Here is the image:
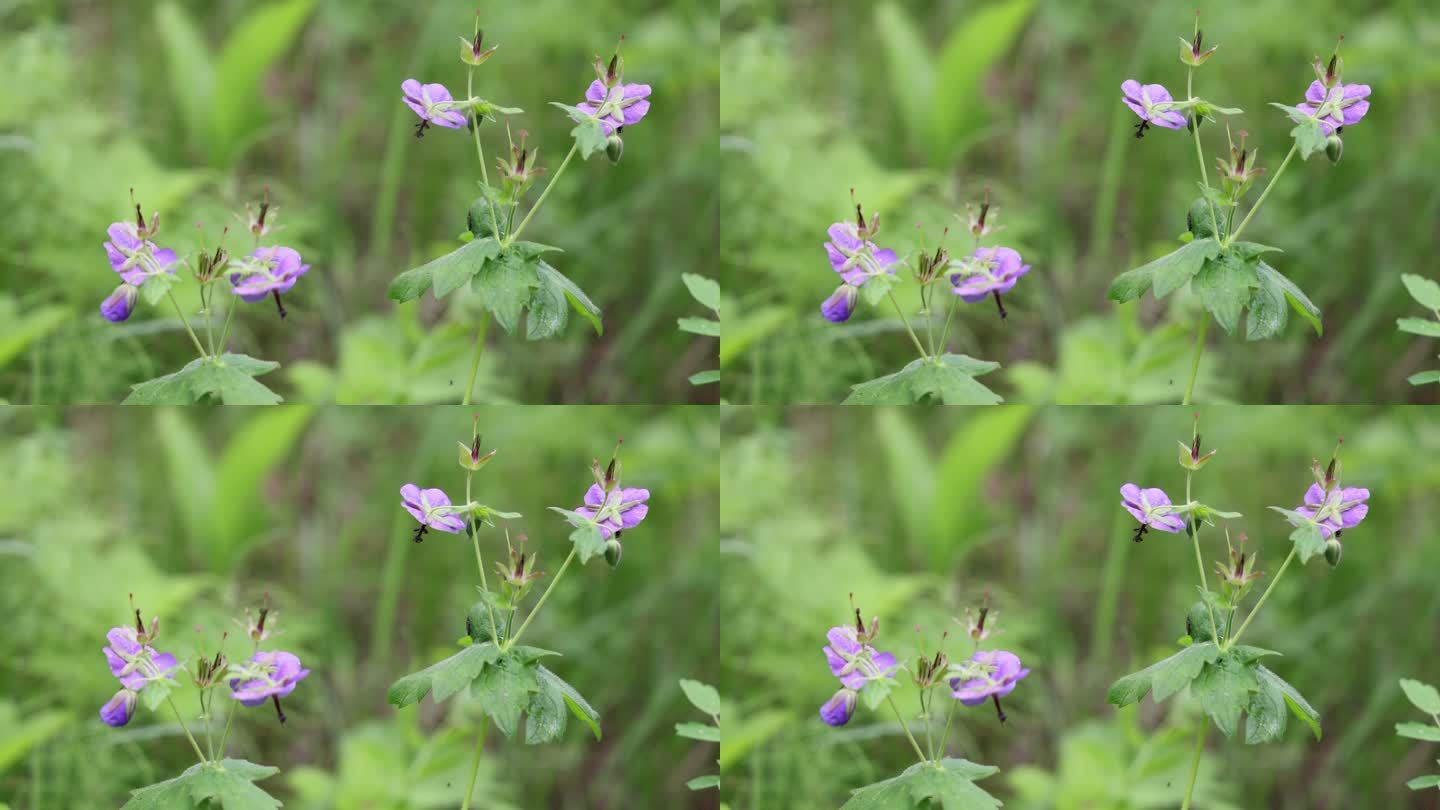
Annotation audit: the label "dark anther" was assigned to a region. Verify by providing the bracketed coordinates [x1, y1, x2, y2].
[272, 291, 287, 320]
[412, 524, 429, 544]
[854, 608, 865, 634]
[855, 203, 866, 232]
[1132, 524, 1149, 543]
[1134, 119, 1150, 139]
[992, 290, 1007, 320]
[414, 119, 430, 139]
[992, 695, 1007, 724]
[272, 695, 287, 725]
[135, 608, 145, 634]
[135, 203, 146, 231]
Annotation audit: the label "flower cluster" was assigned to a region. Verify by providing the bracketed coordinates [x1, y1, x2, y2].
[101, 208, 176, 323]
[1288, 443, 1369, 566]
[819, 618, 897, 727]
[100, 612, 177, 727]
[819, 201, 898, 323]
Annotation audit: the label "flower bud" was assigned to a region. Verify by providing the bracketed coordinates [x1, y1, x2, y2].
[820, 687, 857, 727]
[458, 438, 497, 471]
[603, 538, 623, 568]
[605, 133, 624, 164]
[100, 688, 138, 728]
[1325, 134, 1343, 164]
[460, 30, 499, 66]
[100, 284, 139, 323]
[1324, 537, 1343, 568]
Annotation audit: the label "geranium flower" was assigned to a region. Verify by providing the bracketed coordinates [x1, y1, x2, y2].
[950, 649, 1030, 706]
[573, 484, 650, 539]
[1120, 483, 1187, 534]
[1121, 80, 1187, 131]
[401, 79, 468, 130]
[1295, 80, 1370, 136]
[1294, 483, 1369, 538]
[400, 484, 468, 535]
[576, 80, 651, 136]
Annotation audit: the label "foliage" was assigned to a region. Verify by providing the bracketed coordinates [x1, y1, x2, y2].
[676, 679, 721, 790]
[1397, 274, 1440, 385]
[1397, 678, 1440, 792]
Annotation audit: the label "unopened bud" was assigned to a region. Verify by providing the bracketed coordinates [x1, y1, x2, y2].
[603, 538, 623, 568]
[605, 133, 624, 164]
[1323, 537, 1342, 568]
[1325, 134, 1343, 164]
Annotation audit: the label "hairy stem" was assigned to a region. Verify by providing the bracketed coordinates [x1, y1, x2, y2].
[508, 141, 579, 245]
[459, 717, 490, 810]
[460, 313, 491, 406]
[1227, 546, 1297, 648]
[215, 299, 238, 356]
[167, 291, 209, 360]
[886, 695, 930, 764]
[1181, 315, 1208, 405]
[887, 291, 929, 360]
[1225, 141, 1299, 248]
[166, 696, 208, 765]
[1188, 69, 1221, 238]
[1180, 722, 1206, 810]
[506, 546, 577, 648]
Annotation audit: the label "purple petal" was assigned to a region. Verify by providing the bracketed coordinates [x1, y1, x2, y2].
[826, 223, 862, 253]
[821, 285, 857, 322]
[620, 99, 650, 126]
[586, 80, 607, 103]
[1305, 81, 1327, 104]
[1141, 83, 1173, 104]
[1303, 484, 1326, 509]
[100, 690, 136, 727]
[584, 484, 606, 508]
[422, 83, 453, 104]
[820, 689, 855, 727]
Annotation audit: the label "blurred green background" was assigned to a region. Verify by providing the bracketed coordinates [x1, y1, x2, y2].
[720, 405, 1440, 807]
[0, 0, 718, 404]
[0, 405, 719, 808]
[719, 0, 1440, 404]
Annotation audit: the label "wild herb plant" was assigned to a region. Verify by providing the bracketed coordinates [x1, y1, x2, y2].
[1397, 678, 1440, 792]
[387, 13, 651, 403]
[1108, 417, 1370, 809]
[1397, 274, 1440, 385]
[103, 595, 308, 809]
[819, 188, 1029, 404]
[679, 274, 721, 386]
[675, 679, 720, 791]
[387, 419, 648, 808]
[99, 190, 308, 404]
[1108, 15, 1371, 404]
[820, 595, 1030, 808]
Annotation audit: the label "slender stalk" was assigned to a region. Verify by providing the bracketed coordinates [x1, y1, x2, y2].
[506, 547, 577, 648]
[936, 292, 959, 355]
[459, 717, 490, 810]
[921, 286, 936, 356]
[460, 313, 491, 406]
[508, 142, 579, 245]
[885, 695, 929, 764]
[467, 52, 501, 240]
[215, 299, 238, 356]
[201, 691, 215, 761]
[1187, 70, 1221, 238]
[921, 689, 936, 759]
[200, 286, 216, 357]
[1226, 546, 1297, 648]
[216, 704, 237, 760]
[1225, 142, 1298, 247]
[466, 473, 502, 642]
[1180, 722, 1206, 810]
[886, 291, 929, 360]
[1181, 315, 1208, 405]
[167, 291, 209, 360]
[1187, 473, 1220, 639]
[166, 696, 208, 765]
[936, 696, 959, 758]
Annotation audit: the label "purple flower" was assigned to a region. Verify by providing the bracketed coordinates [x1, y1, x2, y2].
[100, 284, 139, 323]
[1296, 81, 1371, 135]
[1120, 80, 1187, 130]
[102, 627, 178, 691]
[104, 222, 178, 286]
[819, 687, 857, 727]
[229, 246, 310, 302]
[1294, 483, 1369, 538]
[1120, 483, 1187, 534]
[950, 649, 1030, 706]
[823, 626, 897, 690]
[400, 484, 468, 534]
[576, 80, 652, 136]
[574, 484, 650, 539]
[401, 79, 468, 129]
[950, 246, 1031, 303]
[820, 284, 858, 323]
[100, 688, 137, 727]
[825, 222, 898, 288]
[229, 650, 310, 707]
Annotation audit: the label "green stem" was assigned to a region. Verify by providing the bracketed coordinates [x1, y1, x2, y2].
[202, 691, 214, 761]
[935, 696, 959, 758]
[216, 704, 236, 760]
[886, 695, 929, 764]
[506, 547, 577, 648]
[466, 473, 502, 642]
[467, 59, 502, 240]
[1188, 69, 1221, 238]
[200, 286, 216, 357]
[1181, 315, 1208, 405]
[166, 696, 208, 765]
[936, 290, 960, 355]
[215, 298, 238, 356]
[1226, 546, 1297, 648]
[921, 286, 936, 356]
[459, 717, 490, 810]
[921, 689, 936, 759]
[460, 313, 491, 406]
[167, 291, 209, 360]
[1187, 472, 1221, 640]
[887, 291, 929, 360]
[1224, 142, 1299, 248]
[1180, 722, 1206, 810]
[507, 142, 579, 245]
